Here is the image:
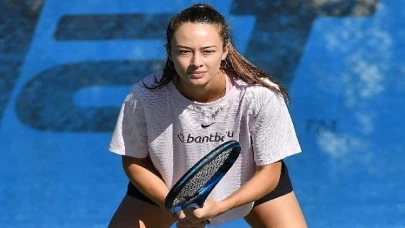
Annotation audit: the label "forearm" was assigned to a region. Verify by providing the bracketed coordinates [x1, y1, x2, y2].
[122, 155, 169, 209]
[218, 161, 282, 213]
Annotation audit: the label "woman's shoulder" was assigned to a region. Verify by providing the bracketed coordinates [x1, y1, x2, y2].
[233, 76, 280, 100]
[130, 70, 164, 92]
[124, 71, 164, 102]
[132, 70, 163, 89]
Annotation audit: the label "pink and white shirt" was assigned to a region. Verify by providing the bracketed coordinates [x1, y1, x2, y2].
[109, 71, 301, 225]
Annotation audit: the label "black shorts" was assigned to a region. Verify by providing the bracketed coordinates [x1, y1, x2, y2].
[126, 160, 293, 208]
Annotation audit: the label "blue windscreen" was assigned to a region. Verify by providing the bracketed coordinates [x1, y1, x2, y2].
[1, 0, 404, 227]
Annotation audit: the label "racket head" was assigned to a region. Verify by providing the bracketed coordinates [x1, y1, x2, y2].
[165, 140, 241, 213]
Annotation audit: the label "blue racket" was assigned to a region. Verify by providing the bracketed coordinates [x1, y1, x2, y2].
[165, 140, 241, 213]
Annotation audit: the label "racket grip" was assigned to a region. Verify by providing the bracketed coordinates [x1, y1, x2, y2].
[188, 204, 211, 224]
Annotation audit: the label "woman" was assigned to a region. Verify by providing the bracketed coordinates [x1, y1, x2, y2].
[108, 3, 307, 228]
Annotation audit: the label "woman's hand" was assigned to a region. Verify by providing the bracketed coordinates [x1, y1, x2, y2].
[192, 197, 223, 221]
[173, 209, 208, 228]
[182, 197, 226, 226]
[172, 197, 225, 227]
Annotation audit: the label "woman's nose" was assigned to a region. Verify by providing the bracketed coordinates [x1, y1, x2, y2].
[191, 53, 203, 67]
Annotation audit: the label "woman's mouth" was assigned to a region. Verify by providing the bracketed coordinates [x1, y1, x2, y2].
[189, 71, 206, 79]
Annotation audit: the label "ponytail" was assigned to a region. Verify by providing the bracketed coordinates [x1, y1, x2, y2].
[222, 43, 290, 102]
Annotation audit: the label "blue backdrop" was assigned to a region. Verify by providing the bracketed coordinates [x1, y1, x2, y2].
[1, 0, 404, 227]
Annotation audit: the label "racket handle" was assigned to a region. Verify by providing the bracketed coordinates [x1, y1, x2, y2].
[188, 204, 211, 224]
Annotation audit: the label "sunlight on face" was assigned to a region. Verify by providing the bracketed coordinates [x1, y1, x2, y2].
[170, 23, 228, 89]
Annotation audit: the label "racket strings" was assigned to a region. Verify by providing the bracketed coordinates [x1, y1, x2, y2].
[173, 149, 232, 206]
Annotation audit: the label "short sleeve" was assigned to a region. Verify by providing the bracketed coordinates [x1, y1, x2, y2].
[251, 89, 301, 166]
[108, 91, 149, 158]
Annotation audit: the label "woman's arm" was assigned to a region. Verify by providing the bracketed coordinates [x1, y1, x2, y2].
[218, 161, 282, 212]
[124, 155, 202, 226]
[192, 161, 282, 220]
[122, 155, 170, 209]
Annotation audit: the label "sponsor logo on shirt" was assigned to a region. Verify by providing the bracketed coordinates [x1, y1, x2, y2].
[201, 122, 215, 128]
[177, 131, 235, 143]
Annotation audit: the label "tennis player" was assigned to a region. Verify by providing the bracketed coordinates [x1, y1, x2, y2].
[108, 3, 307, 228]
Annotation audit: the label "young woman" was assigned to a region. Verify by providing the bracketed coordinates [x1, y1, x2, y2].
[108, 3, 307, 228]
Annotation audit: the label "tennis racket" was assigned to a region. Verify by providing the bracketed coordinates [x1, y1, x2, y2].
[165, 140, 241, 213]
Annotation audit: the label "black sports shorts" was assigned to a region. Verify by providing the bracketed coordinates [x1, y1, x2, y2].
[126, 160, 293, 208]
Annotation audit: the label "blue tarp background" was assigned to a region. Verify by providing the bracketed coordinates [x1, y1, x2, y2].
[1, 0, 404, 227]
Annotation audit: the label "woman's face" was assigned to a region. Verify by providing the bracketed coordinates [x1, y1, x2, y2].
[169, 22, 228, 90]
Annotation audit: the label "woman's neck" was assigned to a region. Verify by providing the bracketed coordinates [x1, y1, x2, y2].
[176, 70, 227, 103]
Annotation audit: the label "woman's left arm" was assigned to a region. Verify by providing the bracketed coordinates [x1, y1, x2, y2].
[191, 161, 282, 220]
[218, 161, 282, 212]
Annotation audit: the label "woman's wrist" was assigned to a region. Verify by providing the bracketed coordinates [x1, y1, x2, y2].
[217, 197, 237, 215]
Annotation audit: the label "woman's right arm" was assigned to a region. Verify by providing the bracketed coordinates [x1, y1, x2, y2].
[122, 155, 170, 209]
[123, 155, 206, 227]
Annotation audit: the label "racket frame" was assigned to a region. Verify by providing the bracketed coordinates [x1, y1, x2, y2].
[165, 140, 241, 213]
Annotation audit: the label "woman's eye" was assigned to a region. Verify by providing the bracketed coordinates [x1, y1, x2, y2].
[204, 50, 215, 54]
[178, 50, 190, 55]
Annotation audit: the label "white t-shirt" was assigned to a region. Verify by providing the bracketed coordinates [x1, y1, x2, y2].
[109, 71, 301, 225]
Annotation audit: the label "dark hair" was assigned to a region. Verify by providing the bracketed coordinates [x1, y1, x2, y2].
[147, 3, 289, 102]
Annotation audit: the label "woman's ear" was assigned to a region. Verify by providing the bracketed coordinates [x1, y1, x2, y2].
[222, 42, 230, 60]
